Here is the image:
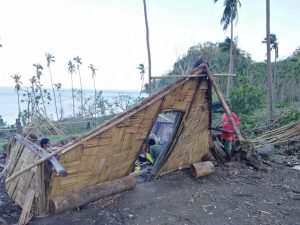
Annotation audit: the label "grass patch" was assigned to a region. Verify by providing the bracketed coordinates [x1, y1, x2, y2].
[0, 141, 8, 153]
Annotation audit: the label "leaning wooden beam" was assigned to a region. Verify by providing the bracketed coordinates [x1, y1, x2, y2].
[209, 127, 235, 134]
[49, 175, 136, 213]
[151, 73, 235, 79]
[14, 134, 67, 177]
[204, 63, 244, 141]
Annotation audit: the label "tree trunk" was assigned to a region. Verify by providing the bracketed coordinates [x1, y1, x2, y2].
[266, 0, 275, 121]
[49, 68, 59, 121]
[58, 89, 63, 120]
[190, 161, 215, 178]
[49, 176, 136, 213]
[17, 91, 21, 119]
[226, 10, 234, 100]
[273, 55, 277, 103]
[71, 74, 75, 117]
[93, 76, 97, 119]
[38, 86, 48, 118]
[143, 0, 152, 95]
[139, 74, 144, 98]
[78, 68, 84, 117]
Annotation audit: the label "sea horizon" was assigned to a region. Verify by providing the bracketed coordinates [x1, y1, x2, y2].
[0, 86, 147, 125]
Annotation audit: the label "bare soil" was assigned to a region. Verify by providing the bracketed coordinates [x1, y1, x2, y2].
[1, 157, 300, 225]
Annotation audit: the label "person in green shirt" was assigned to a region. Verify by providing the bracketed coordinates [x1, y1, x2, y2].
[148, 138, 163, 162]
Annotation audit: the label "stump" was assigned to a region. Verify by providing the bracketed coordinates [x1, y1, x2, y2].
[190, 161, 215, 178]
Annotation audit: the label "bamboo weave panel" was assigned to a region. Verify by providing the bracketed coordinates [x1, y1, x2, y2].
[50, 78, 201, 198]
[159, 83, 211, 173]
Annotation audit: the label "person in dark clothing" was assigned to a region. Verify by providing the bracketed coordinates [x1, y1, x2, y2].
[40, 138, 50, 150]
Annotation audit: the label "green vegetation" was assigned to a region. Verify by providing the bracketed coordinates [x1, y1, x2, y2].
[152, 41, 300, 133]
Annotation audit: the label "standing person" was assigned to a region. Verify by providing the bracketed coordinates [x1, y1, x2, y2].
[221, 112, 240, 161]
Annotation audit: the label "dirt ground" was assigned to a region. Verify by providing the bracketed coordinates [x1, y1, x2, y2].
[1, 155, 299, 225]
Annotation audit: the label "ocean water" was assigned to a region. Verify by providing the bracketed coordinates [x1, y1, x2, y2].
[0, 87, 146, 125]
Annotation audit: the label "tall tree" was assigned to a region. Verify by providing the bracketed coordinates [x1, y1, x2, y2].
[73, 56, 84, 116]
[33, 63, 48, 117]
[11, 74, 22, 118]
[137, 63, 145, 98]
[46, 52, 59, 121]
[88, 64, 97, 118]
[142, 0, 152, 95]
[266, 0, 274, 121]
[263, 33, 279, 99]
[68, 60, 76, 117]
[214, 0, 241, 99]
[54, 83, 63, 120]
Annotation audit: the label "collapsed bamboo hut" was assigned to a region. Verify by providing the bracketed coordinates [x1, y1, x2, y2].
[3, 64, 213, 216]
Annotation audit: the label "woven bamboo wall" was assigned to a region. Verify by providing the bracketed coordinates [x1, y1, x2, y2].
[50, 77, 206, 198]
[159, 81, 211, 173]
[5, 138, 40, 211]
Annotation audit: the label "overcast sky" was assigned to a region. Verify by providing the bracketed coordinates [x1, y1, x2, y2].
[0, 0, 299, 91]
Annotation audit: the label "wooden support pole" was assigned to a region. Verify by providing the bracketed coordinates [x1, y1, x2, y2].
[17, 189, 35, 225]
[49, 175, 136, 214]
[35, 163, 48, 216]
[203, 63, 244, 141]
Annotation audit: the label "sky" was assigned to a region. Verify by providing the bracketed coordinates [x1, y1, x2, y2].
[0, 0, 299, 91]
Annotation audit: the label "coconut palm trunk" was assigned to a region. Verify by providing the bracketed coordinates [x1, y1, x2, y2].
[78, 69, 84, 117]
[227, 11, 234, 99]
[46, 53, 58, 120]
[143, 0, 152, 95]
[266, 0, 274, 121]
[71, 73, 75, 117]
[49, 68, 59, 120]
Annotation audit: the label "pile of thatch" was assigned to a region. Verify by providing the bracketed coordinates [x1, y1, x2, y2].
[252, 121, 300, 148]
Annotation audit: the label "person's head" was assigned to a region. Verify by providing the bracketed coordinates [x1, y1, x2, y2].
[40, 138, 50, 149]
[148, 138, 156, 146]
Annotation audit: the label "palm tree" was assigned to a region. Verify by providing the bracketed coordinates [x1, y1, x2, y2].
[54, 83, 63, 120]
[46, 52, 59, 121]
[73, 56, 84, 116]
[137, 63, 145, 98]
[88, 64, 97, 118]
[68, 60, 76, 117]
[11, 74, 22, 118]
[266, 0, 274, 121]
[214, 0, 241, 99]
[33, 63, 47, 117]
[262, 33, 279, 99]
[142, 0, 152, 95]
